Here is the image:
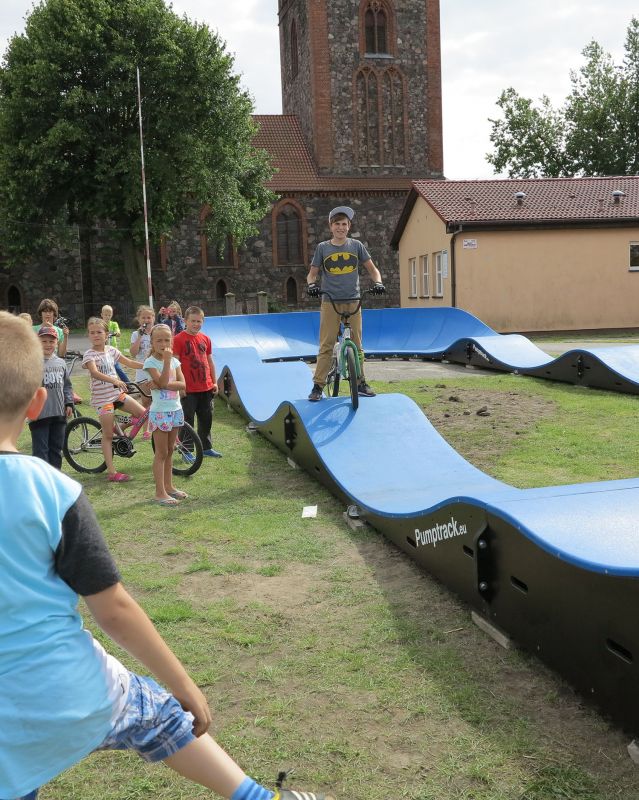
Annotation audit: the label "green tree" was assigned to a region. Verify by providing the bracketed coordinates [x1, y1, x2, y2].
[487, 17, 639, 178]
[0, 0, 274, 303]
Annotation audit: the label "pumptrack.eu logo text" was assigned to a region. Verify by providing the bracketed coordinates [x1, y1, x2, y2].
[415, 517, 467, 548]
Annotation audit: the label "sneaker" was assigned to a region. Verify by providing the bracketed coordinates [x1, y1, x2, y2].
[308, 383, 323, 401]
[274, 792, 335, 800]
[182, 452, 196, 464]
[203, 448, 222, 458]
[107, 472, 131, 482]
[357, 381, 376, 397]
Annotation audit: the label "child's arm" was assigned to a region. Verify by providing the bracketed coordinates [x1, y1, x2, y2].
[207, 354, 218, 393]
[84, 582, 212, 736]
[146, 355, 185, 391]
[63, 368, 75, 416]
[84, 359, 128, 391]
[363, 258, 382, 284]
[118, 353, 143, 370]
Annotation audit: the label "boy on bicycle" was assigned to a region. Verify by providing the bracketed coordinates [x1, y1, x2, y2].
[306, 206, 385, 401]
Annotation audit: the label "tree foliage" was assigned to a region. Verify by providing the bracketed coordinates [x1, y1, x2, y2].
[487, 17, 639, 178]
[0, 0, 274, 301]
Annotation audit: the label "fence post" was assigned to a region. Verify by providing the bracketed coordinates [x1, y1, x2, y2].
[224, 292, 236, 315]
[257, 291, 268, 314]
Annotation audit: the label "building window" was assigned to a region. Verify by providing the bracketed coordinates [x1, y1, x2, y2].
[365, 3, 388, 54]
[420, 254, 430, 297]
[290, 19, 299, 79]
[630, 242, 639, 271]
[149, 236, 168, 272]
[7, 285, 22, 313]
[355, 67, 380, 166]
[272, 199, 307, 266]
[286, 276, 298, 305]
[200, 206, 237, 269]
[408, 257, 417, 298]
[434, 251, 447, 298]
[206, 236, 233, 267]
[381, 67, 406, 165]
[216, 279, 228, 299]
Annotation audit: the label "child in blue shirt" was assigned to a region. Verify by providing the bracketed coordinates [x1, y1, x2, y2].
[143, 323, 188, 506]
[0, 312, 333, 800]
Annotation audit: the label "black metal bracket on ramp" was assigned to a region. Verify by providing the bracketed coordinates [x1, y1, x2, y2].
[474, 523, 494, 602]
[284, 411, 296, 450]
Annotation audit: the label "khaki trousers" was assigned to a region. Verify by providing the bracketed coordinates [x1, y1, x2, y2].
[313, 301, 365, 387]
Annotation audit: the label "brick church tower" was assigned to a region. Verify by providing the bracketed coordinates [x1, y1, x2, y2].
[278, 0, 443, 179]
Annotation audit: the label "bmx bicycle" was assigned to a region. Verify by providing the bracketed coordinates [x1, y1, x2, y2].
[63, 382, 203, 476]
[317, 289, 377, 411]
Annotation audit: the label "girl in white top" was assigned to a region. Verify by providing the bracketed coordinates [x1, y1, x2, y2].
[82, 317, 145, 482]
[143, 324, 187, 506]
[129, 305, 155, 439]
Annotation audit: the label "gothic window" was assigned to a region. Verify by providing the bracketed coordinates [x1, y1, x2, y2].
[290, 19, 299, 79]
[382, 67, 406, 165]
[200, 207, 236, 268]
[7, 285, 21, 313]
[149, 236, 168, 272]
[216, 279, 228, 299]
[365, 3, 387, 54]
[274, 202, 303, 265]
[286, 277, 298, 305]
[355, 67, 380, 166]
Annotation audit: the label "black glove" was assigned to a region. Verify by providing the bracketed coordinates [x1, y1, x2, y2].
[307, 282, 321, 298]
[371, 282, 386, 295]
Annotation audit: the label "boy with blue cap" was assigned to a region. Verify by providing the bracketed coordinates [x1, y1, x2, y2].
[306, 206, 385, 401]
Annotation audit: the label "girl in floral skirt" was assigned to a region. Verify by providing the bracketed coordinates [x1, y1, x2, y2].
[143, 324, 188, 506]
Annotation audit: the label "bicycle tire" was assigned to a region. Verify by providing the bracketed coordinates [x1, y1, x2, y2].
[346, 347, 359, 411]
[152, 421, 203, 476]
[63, 416, 107, 473]
[325, 361, 341, 398]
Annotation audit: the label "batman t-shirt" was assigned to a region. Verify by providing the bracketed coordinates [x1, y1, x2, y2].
[311, 238, 371, 301]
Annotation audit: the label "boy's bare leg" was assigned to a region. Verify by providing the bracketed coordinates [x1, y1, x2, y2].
[163, 734, 246, 798]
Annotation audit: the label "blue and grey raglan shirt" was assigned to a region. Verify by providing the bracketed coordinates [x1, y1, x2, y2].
[0, 454, 125, 799]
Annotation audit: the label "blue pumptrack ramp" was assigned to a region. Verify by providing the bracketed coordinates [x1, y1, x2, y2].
[214, 332, 639, 734]
[203, 307, 639, 393]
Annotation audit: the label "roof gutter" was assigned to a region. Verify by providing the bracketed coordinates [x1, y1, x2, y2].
[449, 224, 462, 308]
[445, 217, 639, 233]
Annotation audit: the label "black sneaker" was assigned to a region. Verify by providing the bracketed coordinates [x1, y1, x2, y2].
[357, 381, 376, 397]
[308, 384, 323, 401]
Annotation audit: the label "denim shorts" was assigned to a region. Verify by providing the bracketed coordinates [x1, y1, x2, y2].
[96, 672, 196, 762]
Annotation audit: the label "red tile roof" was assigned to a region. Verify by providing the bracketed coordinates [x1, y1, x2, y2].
[252, 115, 412, 193]
[411, 176, 639, 225]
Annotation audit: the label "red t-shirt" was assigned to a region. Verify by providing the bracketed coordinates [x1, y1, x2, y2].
[173, 331, 217, 393]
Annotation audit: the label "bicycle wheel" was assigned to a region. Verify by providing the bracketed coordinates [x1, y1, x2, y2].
[324, 361, 341, 398]
[63, 416, 107, 473]
[346, 347, 359, 411]
[152, 422, 203, 476]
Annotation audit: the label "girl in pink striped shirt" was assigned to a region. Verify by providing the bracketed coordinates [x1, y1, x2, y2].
[82, 317, 145, 482]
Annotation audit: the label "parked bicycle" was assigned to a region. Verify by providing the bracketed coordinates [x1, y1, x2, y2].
[63, 382, 203, 476]
[316, 289, 375, 411]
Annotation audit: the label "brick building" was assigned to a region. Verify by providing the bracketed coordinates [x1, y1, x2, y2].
[1, 0, 443, 322]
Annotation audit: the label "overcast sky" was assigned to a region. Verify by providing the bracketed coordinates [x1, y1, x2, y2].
[1, 1, 637, 179]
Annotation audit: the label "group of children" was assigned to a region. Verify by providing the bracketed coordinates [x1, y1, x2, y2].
[28, 301, 222, 505]
[0, 310, 333, 800]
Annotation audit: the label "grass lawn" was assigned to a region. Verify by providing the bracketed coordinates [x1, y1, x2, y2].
[18, 371, 639, 799]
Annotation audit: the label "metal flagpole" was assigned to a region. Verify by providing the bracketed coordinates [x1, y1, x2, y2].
[136, 66, 154, 309]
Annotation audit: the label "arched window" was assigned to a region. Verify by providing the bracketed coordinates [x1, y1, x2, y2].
[290, 19, 299, 79]
[382, 67, 406, 165]
[355, 67, 380, 166]
[216, 279, 228, 300]
[275, 203, 302, 265]
[7, 285, 21, 313]
[365, 2, 388, 54]
[286, 277, 298, 305]
[200, 206, 237, 269]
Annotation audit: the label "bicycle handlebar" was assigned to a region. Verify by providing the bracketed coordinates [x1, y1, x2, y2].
[125, 381, 152, 398]
[318, 288, 374, 318]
